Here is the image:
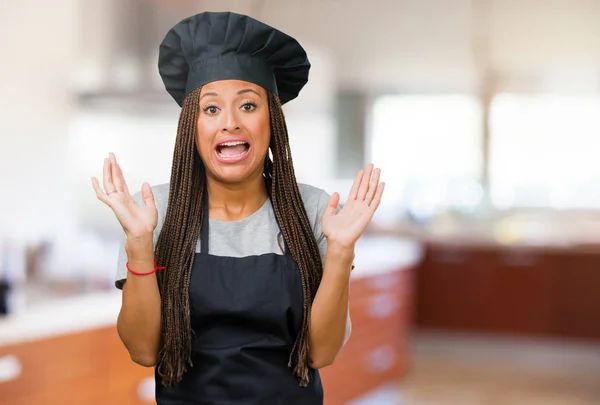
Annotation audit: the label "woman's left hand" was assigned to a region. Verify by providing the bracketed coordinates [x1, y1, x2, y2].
[321, 163, 385, 250]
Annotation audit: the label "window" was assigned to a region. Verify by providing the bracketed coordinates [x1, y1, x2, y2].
[370, 94, 483, 219]
[489, 94, 600, 209]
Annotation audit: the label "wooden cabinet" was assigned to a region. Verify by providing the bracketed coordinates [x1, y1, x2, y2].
[320, 267, 413, 405]
[415, 242, 600, 340]
[0, 328, 154, 405]
[485, 248, 557, 335]
[416, 246, 494, 331]
[554, 251, 600, 339]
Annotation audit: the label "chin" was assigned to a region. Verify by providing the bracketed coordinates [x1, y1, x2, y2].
[214, 167, 254, 184]
[209, 158, 263, 185]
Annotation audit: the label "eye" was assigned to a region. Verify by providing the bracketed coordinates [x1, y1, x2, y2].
[203, 105, 219, 115]
[241, 102, 257, 112]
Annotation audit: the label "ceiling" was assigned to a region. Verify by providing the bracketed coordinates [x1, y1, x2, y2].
[77, 0, 600, 101]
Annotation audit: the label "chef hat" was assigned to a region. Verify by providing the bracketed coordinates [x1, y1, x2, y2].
[158, 11, 311, 107]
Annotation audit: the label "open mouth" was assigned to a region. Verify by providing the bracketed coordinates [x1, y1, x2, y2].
[216, 141, 250, 159]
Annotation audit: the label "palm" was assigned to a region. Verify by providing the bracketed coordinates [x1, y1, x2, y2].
[91, 153, 158, 240]
[322, 164, 385, 248]
[111, 193, 158, 238]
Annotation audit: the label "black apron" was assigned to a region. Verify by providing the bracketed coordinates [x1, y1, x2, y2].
[155, 190, 323, 404]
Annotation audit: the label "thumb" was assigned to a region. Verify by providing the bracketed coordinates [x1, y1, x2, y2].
[324, 192, 340, 216]
[141, 182, 156, 209]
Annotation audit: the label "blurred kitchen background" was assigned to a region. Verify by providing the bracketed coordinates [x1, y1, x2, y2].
[2, 0, 600, 404]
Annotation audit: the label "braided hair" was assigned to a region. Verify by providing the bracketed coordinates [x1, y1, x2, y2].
[154, 88, 323, 388]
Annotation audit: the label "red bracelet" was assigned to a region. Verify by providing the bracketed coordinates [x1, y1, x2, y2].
[126, 260, 166, 276]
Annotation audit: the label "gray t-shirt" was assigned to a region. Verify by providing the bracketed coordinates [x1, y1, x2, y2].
[115, 182, 352, 342]
[116, 182, 335, 283]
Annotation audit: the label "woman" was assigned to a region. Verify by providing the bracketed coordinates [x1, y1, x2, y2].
[92, 11, 384, 404]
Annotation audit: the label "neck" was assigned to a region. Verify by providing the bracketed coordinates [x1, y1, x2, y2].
[205, 169, 268, 222]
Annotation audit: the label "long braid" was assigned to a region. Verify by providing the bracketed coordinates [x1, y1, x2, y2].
[267, 92, 324, 387]
[152, 88, 323, 389]
[154, 87, 204, 387]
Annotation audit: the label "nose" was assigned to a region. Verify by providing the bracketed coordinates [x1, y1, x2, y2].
[222, 108, 241, 132]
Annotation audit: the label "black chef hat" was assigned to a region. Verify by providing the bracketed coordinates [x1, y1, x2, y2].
[158, 11, 311, 107]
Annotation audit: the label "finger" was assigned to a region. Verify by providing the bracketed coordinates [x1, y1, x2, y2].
[348, 169, 364, 200]
[356, 163, 374, 200]
[92, 177, 110, 205]
[364, 168, 381, 205]
[115, 161, 130, 195]
[141, 182, 156, 210]
[111, 153, 130, 195]
[103, 157, 115, 194]
[324, 192, 340, 215]
[110, 153, 124, 192]
[370, 182, 385, 212]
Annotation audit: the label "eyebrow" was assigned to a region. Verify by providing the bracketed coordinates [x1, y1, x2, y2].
[199, 88, 260, 101]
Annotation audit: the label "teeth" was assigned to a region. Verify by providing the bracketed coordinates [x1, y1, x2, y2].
[216, 140, 249, 159]
[219, 141, 247, 146]
[218, 149, 248, 158]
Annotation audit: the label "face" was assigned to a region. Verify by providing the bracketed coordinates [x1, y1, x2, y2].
[195, 80, 271, 185]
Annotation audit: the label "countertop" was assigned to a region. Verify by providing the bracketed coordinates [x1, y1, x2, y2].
[0, 236, 423, 347]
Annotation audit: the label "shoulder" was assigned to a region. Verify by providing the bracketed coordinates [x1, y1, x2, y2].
[130, 182, 329, 229]
[297, 183, 330, 216]
[296, 183, 331, 240]
[132, 182, 328, 213]
[132, 182, 328, 215]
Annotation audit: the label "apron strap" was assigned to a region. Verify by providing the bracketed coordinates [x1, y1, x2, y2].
[200, 182, 210, 255]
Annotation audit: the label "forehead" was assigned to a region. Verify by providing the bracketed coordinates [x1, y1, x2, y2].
[200, 80, 266, 97]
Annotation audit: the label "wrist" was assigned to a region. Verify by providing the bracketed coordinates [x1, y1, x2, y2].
[126, 259, 162, 276]
[325, 239, 355, 262]
[125, 234, 154, 261]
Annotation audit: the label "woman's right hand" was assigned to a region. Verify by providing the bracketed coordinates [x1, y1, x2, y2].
[91, 152, 158, 242]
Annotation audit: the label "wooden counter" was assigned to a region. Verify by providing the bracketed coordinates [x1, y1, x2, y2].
[0, 327, 154, 405]
[0, 236, 422, 405]
[415, 242, 600, 340]
[320, 264, 414, 405]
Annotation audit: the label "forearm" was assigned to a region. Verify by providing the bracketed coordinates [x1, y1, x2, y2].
[117, 236, 162, 367]
[308, 242, 353, 368]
